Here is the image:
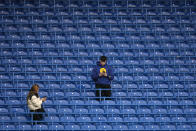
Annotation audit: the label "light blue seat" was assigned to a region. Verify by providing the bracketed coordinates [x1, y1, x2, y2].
[124, 117, 138, 122]
[76, 116, 91, 122]
[65, 125, 80, 130]
[33, 125, 48, 130]
[18, 124, 32, 130]
[49, 125, 64, 130]
[161, 125, 176, 130]
[129, 125, 144, 130]
[97, 124, 112, 130]
[45, 116, 59, 122]
[81, 125, 96, 130]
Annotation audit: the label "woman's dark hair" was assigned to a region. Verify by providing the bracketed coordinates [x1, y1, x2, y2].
[27, 84, 39, 100]
[30, 84, 39, 91]
[100, 56, 107, 62]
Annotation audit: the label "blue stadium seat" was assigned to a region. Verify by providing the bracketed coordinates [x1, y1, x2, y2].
[7, 100, 21, 105]
[121, 108, 136, 114]
[153, 108, 167, 114]
[177, 125, 192, 130]
[13, 116, 27, 122]
[60, 116, 75, 122]
[74, 108, 88, 114]
[45, 116, 59, 122]
[0, 116, 11, 122]
[33, 125, 48, 130]
[1, 125, 15, 130]
[161, 125, 176, 130]
[10, 108, 24, 113]
[52, 92, 64, 97]
[65, 125, 80, 130]
[89, 108, 104, 114]
[77, 116, 91, 122]
[129, 125, 144, 130]
[137, 108, 151, 114]
[184, 108, 196, 114]
[124, 117, 138, 122]
[45, 108, 57, 113]
[97, 124, 112, 130]
[70, 100, 84, 105]
[156, 117, 170, 122]
[113, 92, 126, 97]
[105, 108, 120, 114]
[18, 124, 32, 130]
[0, 108, 8, 113]
[49, 125, 64, 130]
[81, 125, 96, 130]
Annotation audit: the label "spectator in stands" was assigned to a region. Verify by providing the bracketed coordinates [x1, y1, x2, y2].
[91, 56, 114, 101]
[27, 84, 46, 123]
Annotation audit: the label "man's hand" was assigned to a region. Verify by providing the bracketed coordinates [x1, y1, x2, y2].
[103, 72, 107, 77]
[42, 97, 47, 102]
[99, 72, 103, 77]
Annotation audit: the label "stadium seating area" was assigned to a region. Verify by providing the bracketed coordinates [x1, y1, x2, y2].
[0, 0, 196, 130]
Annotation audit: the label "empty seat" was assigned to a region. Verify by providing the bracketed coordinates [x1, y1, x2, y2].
[145, 125, 160, 130]
[156, 117, 170, 122]
[65, 125, 80, 130]
[161, 125, 176, 130]
[178, 125, 192, 130]
[76, 116, 91, 122]
[121, 108, 136, 114]
[105, 108, 120, 114]
[13, 116, 27, 122]
[124, 117, 138, 122]
[45, 116, 59, 122]
[74, 108, 88, 114]
[153, 108, 167, 114]
[137, 108, 151, 114]
[81, 125, 96, 130]
[169, 108, 183, 114]
[49, 125, 64, 130]
[1, 125, 15, 130]
[66, 92, 80, 97]
[0, 116, 11, 121]
[33, 125, 48, 130]
[97, 124, 112, 130]
[18, 124, 32, 130]
[60, 116, 75, 122]
[129, 125, 144, 130]
[113, 92, 126, 97]
[10, 108, 24, 113]
[89, 108, 104, 114]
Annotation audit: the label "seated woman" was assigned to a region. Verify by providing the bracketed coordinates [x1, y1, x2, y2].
[27, 84, 46, 122]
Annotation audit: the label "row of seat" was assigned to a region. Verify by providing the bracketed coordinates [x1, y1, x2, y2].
[1, 42, 195, 49]
[1, 50, 196, 57]
[1, 66, 195, 73]
[0, 35, 195, 41]
[1, 25, 195, 32]
[0, 9, 195, 16]
[1, 97, 196, 105]
[1, 0, 195, 8]
[1, 82, 195, 89]
[2, 115, 196, 122]
[1, 90, 194, 97]
[1, 59, 196, 65]
[0, 74, 195, 81]
[1, 123, 195, 130]
[1, 29, 195, 33]
[0, 17, 195, 25]
[1, 105, 196, 114]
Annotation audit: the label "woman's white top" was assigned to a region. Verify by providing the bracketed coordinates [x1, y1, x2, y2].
[27, 95, 42, 110]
